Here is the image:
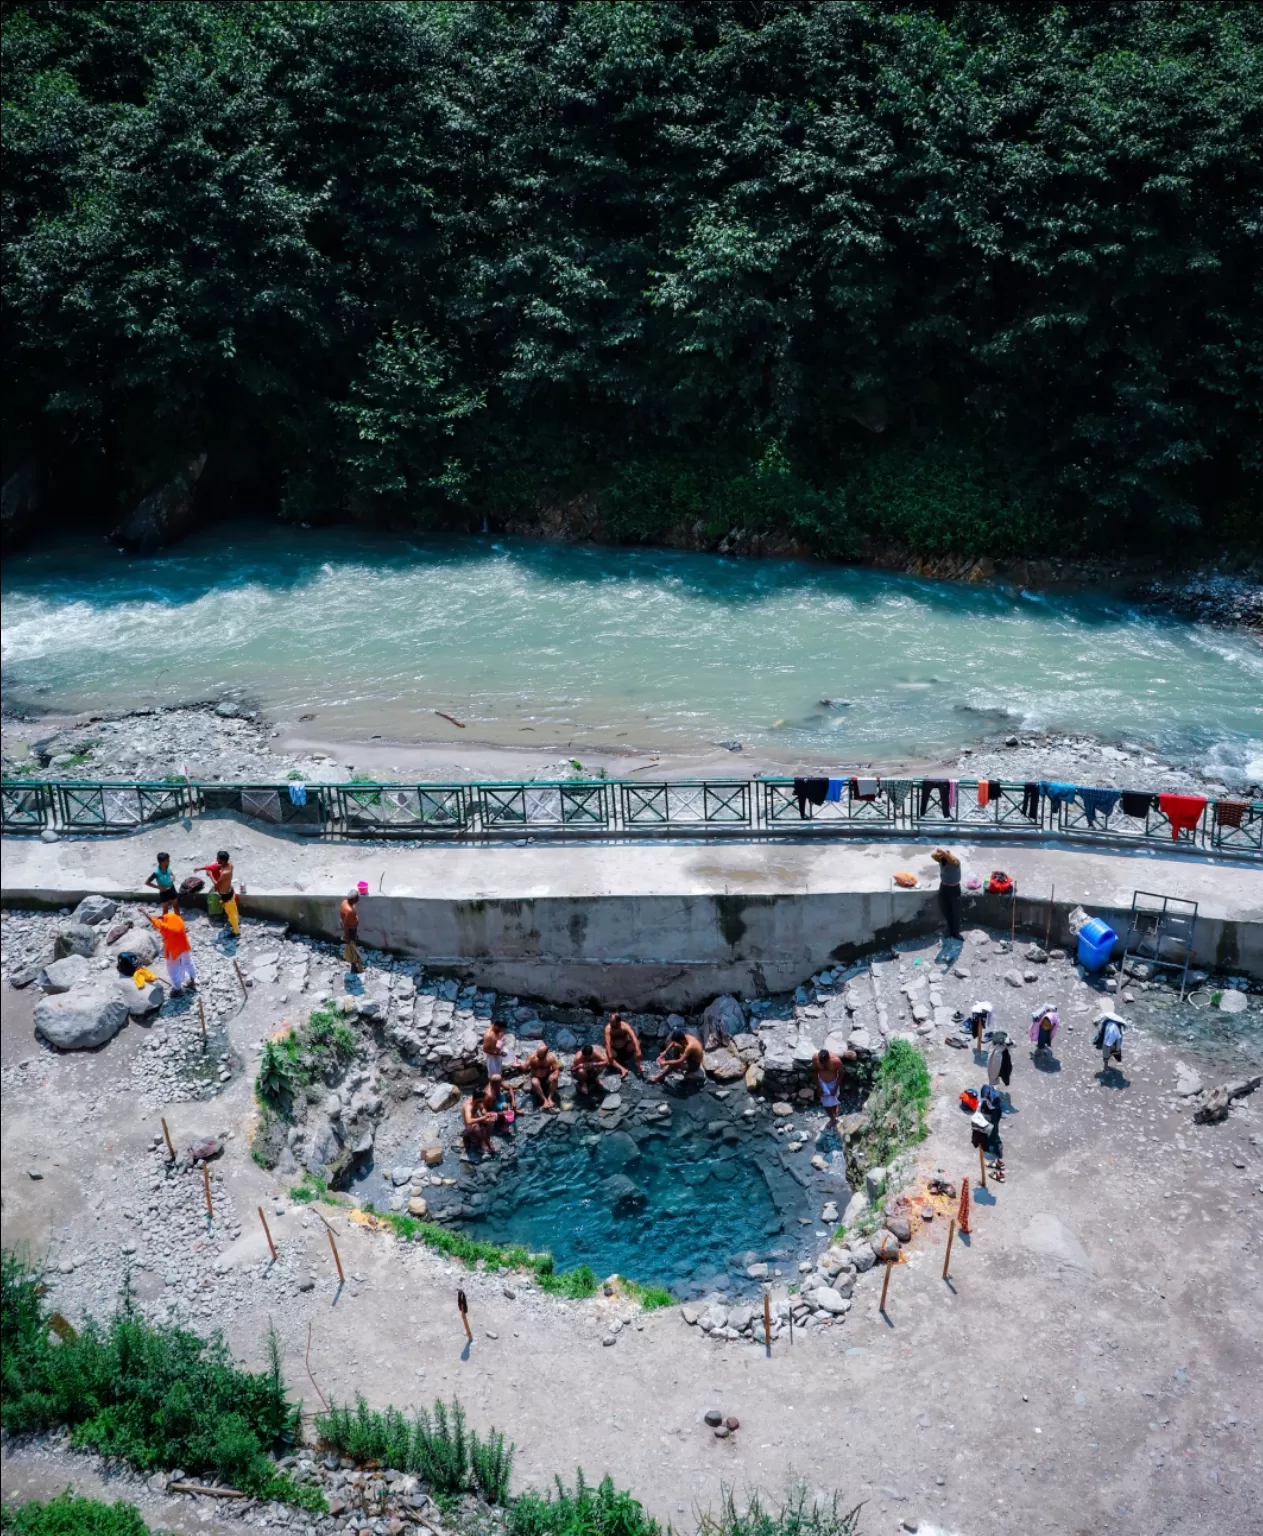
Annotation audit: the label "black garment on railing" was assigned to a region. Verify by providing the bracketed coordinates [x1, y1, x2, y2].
[920, 779, 951, 817]
[988, 780, 1002, 800]
[1021, 782, 1040, 819]
[1120, 791, 1157, 819]
[793, 777, 829, 818]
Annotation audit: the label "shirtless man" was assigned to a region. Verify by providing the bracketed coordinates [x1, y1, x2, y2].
[482, 1019, 510, 1080]
[339, 890, 364, 974]
[812, 1045, 857, 1129]
[650, 1029, 705, 1084]
[461, 1091, 495, 1156]
[604, 1012, 643, 1078]
[572, 1042, 608, 1095]
[525, 1042, 561, 1110]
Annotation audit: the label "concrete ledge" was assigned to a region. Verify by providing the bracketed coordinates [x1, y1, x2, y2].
[5, 823, 1261, 1006]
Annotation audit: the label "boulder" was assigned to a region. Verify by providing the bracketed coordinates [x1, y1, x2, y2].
[111, 452, 207, 554]
[38, 955, 92, 994]
[814, 1287, 851, 1316]
[701, 995, 745, 1045]
[73, 895, 118, 927]
[744, 1062, 765, 1092]
[421, 1145, 444, 1167]
[111, 926, 161, 966]
[54, 924, 98, 960]
[595, 1131, 641, 1174]
[124, 979, 166, 1017]
[818, 1247, 852, 1278]
[864, 1166, 888, 1202]
[886, 1215, 912, 1243]
[426, 1082, 461, 1113]
[1217, 990, 1248, 1014]
[34, 984, 130, 1050]
[847, 1028, 875, 1056]
[705, 1051, 747, 1083]
[842, 1191, 869, 1228]
[602, 1173, 648, 1217]
[872, 1230, 901, 1261]
[1004, 969, 1024, 988]
[849, 1241, 877, 1272]
[407, 1197, 428, 1218]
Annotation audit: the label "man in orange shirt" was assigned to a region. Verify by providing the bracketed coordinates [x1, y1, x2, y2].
[148, 910, 197, 992]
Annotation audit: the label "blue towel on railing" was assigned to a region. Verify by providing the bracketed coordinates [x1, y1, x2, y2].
[826, 777, 845, 802]
[288, 782, 307, 807]
[1039, 780, 1077, 812]
[1077, 787, 1120, 826]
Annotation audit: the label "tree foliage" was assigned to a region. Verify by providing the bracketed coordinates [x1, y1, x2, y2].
[3, 1, 1260, 551]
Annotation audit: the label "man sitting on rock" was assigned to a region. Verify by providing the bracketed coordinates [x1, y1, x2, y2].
[525, 1041, 561, 1110]
[572, 1041, 609, 1096]
[604, 1012, 643, 1077]
[650, 1029, 705, 1084]
[461, 1091, 496, 1157]
[812, 1044, 857, 1130]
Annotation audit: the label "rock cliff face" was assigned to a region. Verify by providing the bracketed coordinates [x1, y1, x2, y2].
[111, 453, 208, 554]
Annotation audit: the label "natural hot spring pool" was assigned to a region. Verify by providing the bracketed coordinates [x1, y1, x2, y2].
[447, 1080, 825, 1296]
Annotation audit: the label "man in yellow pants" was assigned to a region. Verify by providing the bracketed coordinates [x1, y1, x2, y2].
[197, 850, 240, 936]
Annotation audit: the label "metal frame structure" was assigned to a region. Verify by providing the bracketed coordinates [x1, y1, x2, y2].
[1119, 890, 1200, 1000]
[2, 775, 1259, 860]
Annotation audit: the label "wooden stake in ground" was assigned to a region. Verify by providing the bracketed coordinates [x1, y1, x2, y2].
[978, 1142, 987, 1189]
[258, 1206, 277, 1262]
[942, 1218, 956, 1280]
[763, 1291, 772, 1354]
[161, 1118, 175, 1161]
[958, 1176, 971, 1235]
[201, 1160, 213, 1219]
[879, 1257, 894, 1313]
[458, 1288, 472, 1342]
[1045, 883, 1056, 950]
[1010, 883, 1017, 946]
[197, 995, 207, 1049]
[325, 1223, 345, 1285]
[232, 958, 249, 1001]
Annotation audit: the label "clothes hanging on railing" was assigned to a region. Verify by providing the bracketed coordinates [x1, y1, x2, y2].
[920, 779, 952, 816]
[1021, 782, 1040, 819]
[1158, 792, 1208, 840]
[826, 777, 845, 802]
[883, 779, 913, 808]
[976, 781, 990, 809]
[1077, 787, 1120, 826]
[287, 782, 307, 807]
[1214, 799, 1248, 829]
[852, 776, 879, 800]
[793, 777, 829, 817]
[1120, 791, 1157, 819]
[1040, 780, 1076, 812]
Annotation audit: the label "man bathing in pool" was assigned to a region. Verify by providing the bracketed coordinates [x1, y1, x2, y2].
[812, 1045, 857, 1129]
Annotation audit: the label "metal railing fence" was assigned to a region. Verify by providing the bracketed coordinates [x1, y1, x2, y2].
[2, 776, 1259, 858]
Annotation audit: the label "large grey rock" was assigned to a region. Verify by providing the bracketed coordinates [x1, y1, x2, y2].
[111, 926, 161, 966]
[601, 1173, 647, 1217]
[426, 1082, 460, 1112]
[38, 954, 92, 994]
[864, 1166, 888, 1202]
[871, 1230, 901, 1261]
[54, 924, 98, 960]
[814, 1286, 851, 1315]
[1217, 990, 1248, 1014]
[701, 995, 745, 1044]
[849, 1241, 877, 1273]
[73, 895, 118, 927]
[842, 1190, 869, 1228]
[595, 1131, 641, 1174]
[111, 452, 207, 554]
[123, 979, 166, 1017]
[34, 984, 130, 1050]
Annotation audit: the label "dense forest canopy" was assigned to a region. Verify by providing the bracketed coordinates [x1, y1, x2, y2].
[2, 1, 1260, 556]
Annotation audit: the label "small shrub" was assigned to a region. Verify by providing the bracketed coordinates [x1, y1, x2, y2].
[860, 1039, 932, 1170]
[315, 1395, 514, 1504]
[697, 1483, 863, 1536]
[620, 1279, 674, 1311]
[0, 1493, 149, 1536]
[510, 1470, 660, 1536]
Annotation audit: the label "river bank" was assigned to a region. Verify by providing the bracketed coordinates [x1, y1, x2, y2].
[2, 701, 1258, 799]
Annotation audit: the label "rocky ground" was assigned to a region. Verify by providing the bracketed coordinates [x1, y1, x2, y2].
[3, 895, 1262, 1535]
[3, 702, 1257, 798]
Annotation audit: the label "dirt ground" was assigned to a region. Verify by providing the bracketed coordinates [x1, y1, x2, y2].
[2, 920, 1260, 1536]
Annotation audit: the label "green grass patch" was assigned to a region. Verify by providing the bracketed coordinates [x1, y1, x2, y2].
[0, 1493, 150, 1536]
[255, 1004, 358, 1116]
[510, 1471, 660, 1536]
[619, 1279, 674, 1311]
[0, 1255, 322, 1511]
[372, 1210, 601, 1300]
[315, 1396, 513, 1504]
[696, 1483, 863, 1536]
[860, 1039, 932, 1171]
